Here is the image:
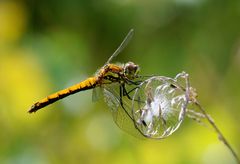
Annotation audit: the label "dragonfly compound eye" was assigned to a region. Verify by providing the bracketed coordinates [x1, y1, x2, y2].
[124, 62, 139, 79]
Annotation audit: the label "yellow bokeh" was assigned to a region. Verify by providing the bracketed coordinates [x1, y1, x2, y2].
[0, 0, 239, 163]
[0, 49, 50, 125]
[0, 1, 27, 44]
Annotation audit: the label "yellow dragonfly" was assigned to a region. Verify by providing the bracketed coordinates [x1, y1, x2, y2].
[29, 29, 145, 136]
[28, 30, 240, 163]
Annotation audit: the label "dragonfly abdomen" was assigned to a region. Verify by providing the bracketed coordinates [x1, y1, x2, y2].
[29, 77, 98, 113]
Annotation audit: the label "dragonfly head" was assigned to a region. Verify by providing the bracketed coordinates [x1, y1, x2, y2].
[124, 62, 139, 79]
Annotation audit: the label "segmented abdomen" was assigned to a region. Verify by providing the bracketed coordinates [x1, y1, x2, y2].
[29, 77, 98, 113]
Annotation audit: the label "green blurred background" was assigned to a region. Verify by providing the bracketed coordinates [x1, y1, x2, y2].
[0, 0, 240, 163]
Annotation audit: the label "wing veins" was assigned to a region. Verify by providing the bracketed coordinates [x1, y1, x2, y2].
[106, 29, 134, 64]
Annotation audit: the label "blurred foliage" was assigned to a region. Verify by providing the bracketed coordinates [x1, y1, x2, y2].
[0, 0, 240, 163]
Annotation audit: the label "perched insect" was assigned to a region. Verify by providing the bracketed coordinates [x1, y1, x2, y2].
[28, 30, 240, 163]
[28, 30, 189, 138]
[29, 29, 146, 135]
[29, 29, 138, 113]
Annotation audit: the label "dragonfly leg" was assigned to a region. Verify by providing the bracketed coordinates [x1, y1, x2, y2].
[122, 84, 145, 104]
[125, 78, 142, 85]
[122, 84, 135, 100]
[118, 85, 134, 121]
[103, 73, 141, 101]
[103, 74, 142, 103]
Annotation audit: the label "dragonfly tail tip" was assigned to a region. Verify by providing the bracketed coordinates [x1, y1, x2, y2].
[28, 104, 38, 114]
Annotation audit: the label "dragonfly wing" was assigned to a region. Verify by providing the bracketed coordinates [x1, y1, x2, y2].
[106, 29, 134, 64]
[92, 87, 103, 102]
[103, 86, 120, 111]
[102, 83, 145, 138]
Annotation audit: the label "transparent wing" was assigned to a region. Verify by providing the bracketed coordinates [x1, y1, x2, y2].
[92, 87, 103, 102]
[102, 82, 145, 138]
[106, 29, 134, 64]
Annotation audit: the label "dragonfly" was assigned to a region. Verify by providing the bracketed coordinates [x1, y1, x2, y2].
[27, 30, 240, 162]
[29, 29, 146, 136]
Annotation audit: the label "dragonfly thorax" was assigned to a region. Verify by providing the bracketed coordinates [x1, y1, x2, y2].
[123, 62, 139, 80]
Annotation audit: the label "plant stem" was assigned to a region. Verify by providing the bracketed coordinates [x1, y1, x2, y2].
[195, 101, 240, 164]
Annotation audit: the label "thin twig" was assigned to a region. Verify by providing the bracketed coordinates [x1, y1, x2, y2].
[195, 101, 240, 163]
[182, 72, 240, 163]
